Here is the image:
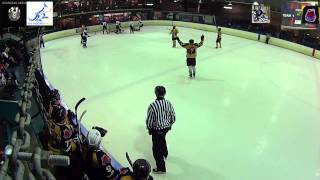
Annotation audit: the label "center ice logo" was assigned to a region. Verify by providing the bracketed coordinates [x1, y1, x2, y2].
[28, 3, 49, 22]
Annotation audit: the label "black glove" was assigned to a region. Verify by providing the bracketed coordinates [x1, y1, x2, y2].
[148, 129, 152, 135]
[201, 34, 204, 41]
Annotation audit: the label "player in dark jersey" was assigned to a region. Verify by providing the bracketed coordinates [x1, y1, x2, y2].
[82, 30, 89, 48]
[80, 24, 86, 44]
[130, 22, 135, 34]
[115, 159, 153, 180]
[216, 28, 222, 48]
[102, 21, 108, 34]
[177, 34, 204, 78]
[170, 26, 179, 47]
[116, 20, 122, 34]
[81, 128, 118, 180]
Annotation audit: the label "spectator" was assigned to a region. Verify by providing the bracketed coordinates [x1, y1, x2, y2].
[146, 85, 176, 174]
[266, 33, 271, 44]
[0, 70, 6, 87]
[1, 46, 19, 85]
[39, 32, 45, 48]
[1, 47, 16, 67]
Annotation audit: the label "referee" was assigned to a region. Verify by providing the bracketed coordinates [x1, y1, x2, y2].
[146, 85, 176, 174]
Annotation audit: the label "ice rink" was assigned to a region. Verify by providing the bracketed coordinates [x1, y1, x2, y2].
[41, 26, 320, 180]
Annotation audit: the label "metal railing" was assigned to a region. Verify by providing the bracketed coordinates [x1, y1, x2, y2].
[0, 42, 70, 180]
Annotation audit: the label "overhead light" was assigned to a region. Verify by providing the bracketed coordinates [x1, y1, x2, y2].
[253, 1, 259, 6]
[224, 6, 232, 9]
[146, 3, 154, 6]
[228, 2, 232, 6]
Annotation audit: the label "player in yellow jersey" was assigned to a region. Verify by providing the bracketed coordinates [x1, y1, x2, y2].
[170, 26, 179, 47]
[177, 34, 204, 78]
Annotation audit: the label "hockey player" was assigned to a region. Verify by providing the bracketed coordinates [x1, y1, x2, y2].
[115, 20, 121, 34]
[81, 128, 118, 180]
[102, 21, 108, 34]
[80, 24, 86, 44]
[115, 159, 153, 180]
[138, 20, 143, 31]
[170, 26, 179, 47]
[130, 22, 135, 34]
[82, 30, 89, 48]
[177, 34, 204, 78]
[216, 28, 222, 48]
[47, 105, 78, 155]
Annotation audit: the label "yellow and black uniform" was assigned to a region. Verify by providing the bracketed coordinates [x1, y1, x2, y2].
[177, 37, 204, 66]
[170, 26, 179, 47]
[170, 28, 179, 40]
[115, 168, 135, 180]
[177, 35, 204, 78]
[47, 119, 77, 155]
[47, 105, 77, 155]
[82, 147, 118, 180]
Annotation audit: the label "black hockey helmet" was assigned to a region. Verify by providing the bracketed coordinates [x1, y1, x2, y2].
[52, 105, 67, 123]
[50, 89, 60, 101]
[133, 159, 151, 179]
[189, 39, 194, 44]
[155, 85, 166, 97]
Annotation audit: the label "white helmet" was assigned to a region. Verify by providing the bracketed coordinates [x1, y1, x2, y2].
[87, 129, 102, 148]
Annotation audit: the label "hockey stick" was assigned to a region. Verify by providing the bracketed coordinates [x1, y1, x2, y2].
[79, 110, 87, 123]
[125, 152, 133, 168]
[77, 109, 87, 143]
[75, 97, 85, 120]
[75, 97, 86, 150]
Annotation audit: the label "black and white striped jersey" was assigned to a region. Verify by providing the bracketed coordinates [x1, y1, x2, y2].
[146, 98, 176, 131]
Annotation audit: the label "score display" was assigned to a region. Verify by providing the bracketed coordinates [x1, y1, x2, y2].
[282, 1, 319, 29]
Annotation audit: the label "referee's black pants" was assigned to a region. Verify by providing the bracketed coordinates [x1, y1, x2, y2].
[151, 128, 169, 171]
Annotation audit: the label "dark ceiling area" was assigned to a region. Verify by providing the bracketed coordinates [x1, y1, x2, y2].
[224, 0, 318, 11]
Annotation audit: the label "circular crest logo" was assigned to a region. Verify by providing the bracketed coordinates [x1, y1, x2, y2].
[8, 7, 21, 22]
[305, 9, 317, 23]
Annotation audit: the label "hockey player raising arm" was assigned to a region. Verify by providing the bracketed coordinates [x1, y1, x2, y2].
[177, 34, 204, 78]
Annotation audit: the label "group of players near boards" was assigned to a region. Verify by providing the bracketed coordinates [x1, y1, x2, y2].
[80, 20, 144, 48]
[170, 25, 222, 78]
[47, 89, 154, 180]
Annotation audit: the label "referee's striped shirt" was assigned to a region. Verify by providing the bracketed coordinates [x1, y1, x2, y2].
[146, 98, 176, 131]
